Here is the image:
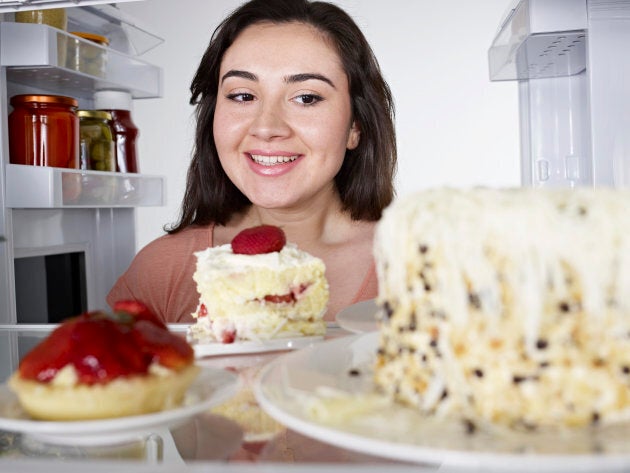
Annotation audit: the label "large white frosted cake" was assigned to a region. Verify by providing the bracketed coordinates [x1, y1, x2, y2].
[373, 187, 630, 430]
[188, 225, 329, 343]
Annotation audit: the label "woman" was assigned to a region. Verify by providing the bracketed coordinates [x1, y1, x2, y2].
[107, 0, 397, 323]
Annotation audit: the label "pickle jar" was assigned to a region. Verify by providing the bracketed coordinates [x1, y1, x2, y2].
[78, 110, 115, 171]
[9, 94, 79, 168]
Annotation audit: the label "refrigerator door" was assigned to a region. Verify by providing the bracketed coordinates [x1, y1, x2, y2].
[489, 0, 630, 188]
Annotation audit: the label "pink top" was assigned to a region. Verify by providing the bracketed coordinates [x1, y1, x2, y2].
[107, 225, 377, 323]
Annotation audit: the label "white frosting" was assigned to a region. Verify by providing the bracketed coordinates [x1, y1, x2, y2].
[49, 362, 173, 387]
[194, 242, 315, 274]
[375, 187, 630, 353]
[190, 310, 292, 342]
[374, 187, 630, 428]
[50, 364, 79, 387]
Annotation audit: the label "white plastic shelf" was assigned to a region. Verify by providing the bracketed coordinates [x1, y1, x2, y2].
[4, 164, 165, 208]
[488, 0, 587, 81]
[0, 21, 162, 99]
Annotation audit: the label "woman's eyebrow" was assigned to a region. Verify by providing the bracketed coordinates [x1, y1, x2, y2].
[221, 69, 257, 84]
[285, 73, 335, 89]
[220, 70, 335, 89]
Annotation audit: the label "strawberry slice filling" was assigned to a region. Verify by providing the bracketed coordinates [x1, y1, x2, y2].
[199, 284, 312, 344]
[257, 283, 310, 305]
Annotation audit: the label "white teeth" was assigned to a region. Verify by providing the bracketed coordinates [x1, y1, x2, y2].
[250, 154, 298, 166]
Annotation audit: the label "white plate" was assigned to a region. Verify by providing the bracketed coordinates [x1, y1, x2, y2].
[192, 335, 324, 358]
[0, 366, 240, 446]
[335, 299, 379, 333]
[254, 333, 630, 472]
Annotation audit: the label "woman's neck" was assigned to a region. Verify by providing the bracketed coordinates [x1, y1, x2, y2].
[230, 192, 351, 247]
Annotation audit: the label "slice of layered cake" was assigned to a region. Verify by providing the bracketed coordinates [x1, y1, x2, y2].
[188, 225, 329, 343]
[373, 187, 630, 430]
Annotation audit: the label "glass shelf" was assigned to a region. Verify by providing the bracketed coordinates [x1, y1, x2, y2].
[66, 3, 164, 56]
[4, 164, 165, 208]
[0, 21, 162, 99]
[0, 1, 138, 13]
[0, 2, 164, 56]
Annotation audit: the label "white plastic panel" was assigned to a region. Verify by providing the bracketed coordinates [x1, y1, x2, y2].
[587, 0, 630, 187]
[518, 72, 592, 187]
[0, 22, 162, 99]
[4, 164, 165, 208]
[489, 0, 587, 81]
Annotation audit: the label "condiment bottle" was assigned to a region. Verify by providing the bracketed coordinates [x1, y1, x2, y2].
[78, 110, 115, 171]
[9, 94, 79, 169]
[94, 90, 139, 173]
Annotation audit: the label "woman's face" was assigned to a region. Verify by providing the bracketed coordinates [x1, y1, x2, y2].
[213, 21, 359, 211]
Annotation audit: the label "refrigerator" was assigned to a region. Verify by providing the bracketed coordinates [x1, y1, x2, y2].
[0, 0, 165, 323]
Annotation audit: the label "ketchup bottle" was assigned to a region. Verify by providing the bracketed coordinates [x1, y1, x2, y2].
[94, 90, 139, 173]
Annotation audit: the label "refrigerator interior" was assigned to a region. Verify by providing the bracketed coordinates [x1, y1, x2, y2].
[0, 2, 164, 323]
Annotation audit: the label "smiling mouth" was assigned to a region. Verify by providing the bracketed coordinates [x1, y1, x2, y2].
[250, 154, 299, 166]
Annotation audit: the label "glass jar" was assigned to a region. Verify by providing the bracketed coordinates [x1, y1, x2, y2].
[67, 32, 109, 78]
[14, 8, 67, 30]
[78, 110, 115, 172]
[14, 8, 68, 65]
[9, 94, 79, 168]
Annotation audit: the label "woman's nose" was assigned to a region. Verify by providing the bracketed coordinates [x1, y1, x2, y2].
[248, 100, 290, 140]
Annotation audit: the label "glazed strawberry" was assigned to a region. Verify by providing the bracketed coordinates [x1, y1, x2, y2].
[131, 320, 194, 369]
[113, 300, 166, 329]
[231, 224, 286, 255]
[19, 316, 148, 385]
[17, 302, 193, 386]
[18, 321, 76, 382]
[69, 318, 148, 384]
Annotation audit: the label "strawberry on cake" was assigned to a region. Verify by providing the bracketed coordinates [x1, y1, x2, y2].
[8, 301, 199, 420]
[188, 225, 329, 343]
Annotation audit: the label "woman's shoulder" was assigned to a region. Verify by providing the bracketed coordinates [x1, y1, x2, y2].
[140, 225, 214, 253]
[136, 225, 214, 259]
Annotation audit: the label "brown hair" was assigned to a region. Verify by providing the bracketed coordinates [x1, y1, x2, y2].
[167, 0, 396, 233]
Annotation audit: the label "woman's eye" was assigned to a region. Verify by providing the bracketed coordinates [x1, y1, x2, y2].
[226, 93, 255, 102]
[294, 94, 323, 106]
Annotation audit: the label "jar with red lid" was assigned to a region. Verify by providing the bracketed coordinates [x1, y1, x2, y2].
[9, 94, 79, 169]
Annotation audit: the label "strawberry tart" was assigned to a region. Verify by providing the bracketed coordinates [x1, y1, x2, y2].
[188, 225, 329, 343]
[8, 301, 199, 420]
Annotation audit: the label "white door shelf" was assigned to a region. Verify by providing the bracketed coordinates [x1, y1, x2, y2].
[0, 21, 162, 99]
[488, 0, 587, 81]
[5, 164, 165, 208]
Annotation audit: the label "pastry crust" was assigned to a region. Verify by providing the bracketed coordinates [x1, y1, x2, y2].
[9, 364, 200, 421]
